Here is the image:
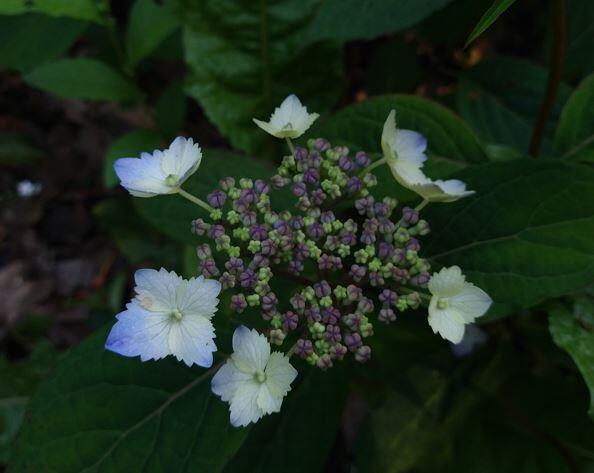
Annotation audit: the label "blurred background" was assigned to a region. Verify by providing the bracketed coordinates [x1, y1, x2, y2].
[1, 0, 593, 471]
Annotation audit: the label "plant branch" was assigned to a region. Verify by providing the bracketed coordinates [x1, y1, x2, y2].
[529, 0, 566, 157]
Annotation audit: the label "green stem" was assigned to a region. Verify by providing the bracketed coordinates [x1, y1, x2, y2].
[178, 188, 214, 213]
[359, 157, 387, 177]
[285, 137, 296, 156]
[415, 198, 430, 213]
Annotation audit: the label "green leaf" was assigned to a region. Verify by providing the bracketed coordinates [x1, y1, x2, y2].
[465, 0, 516, 47]
[563, 0, 594, 80]
[224, 367, 347, 472]
[0, 0, 104, 23]
[0, 342, 57, 465]
[304, 0, 453, 42]
[0, 133, 44, 165]
[104, 130, 164, 189]
[126, 0, 179, 67]
[456, 57, 572, 155]
[550, 299, 594, 419]
[553, 73, 594, 161]
[134, 149, 276, 244]
[424, 159, 594, 315]
[24, 58, 142, 102]
[0, 14, 86, 73]
[155, 84, 187, 139]
[8, 328, 248, 472]
[181, 0, 342, 153]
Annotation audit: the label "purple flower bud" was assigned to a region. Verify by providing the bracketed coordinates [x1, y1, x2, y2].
[250, 224, 268, 241]
[225, 256, 244, 274]
[355, 195, 374, 215]
[346, 285, 362, 302]
[373, 202, 389, 217]
[322, 308, 340, 325]
[393, 249, 406, 264]
[200, 258, 219, 277]
[368, 271, 384, 287]
[318, 254, 333, 270]
[335, 145, 349, 157]
[260, 239, 277, 256]
[271, 175, 286, 189]
[261, 292, 278, 311]
[192, 218, 210, 235]
[378, 219, 395, 235]
[340, 231, 357, 246]
[288, 260, 304, 274]
[240, 211, 256, 226]
[392, 267, 409, 283]
[290, 293, 306, 312]
[343, 313, 361, 329]
[282, 311, 299, 331]
[314, 138, 330, 152]
[303, 168, 320, 184]
[344, 332, 362, 351]
[339, 155, 355, 172]
[251, 254, 270, 268]
[219, 176, 235, 191]
[350, 264, 366, 282]
[330, 343, 347, 359]
[241, 188, 258, 205]
[231, 293, 247, 313]
[220, 272, 236, 289]
[317, 354, 333, 370]
[314, 280, 332, 298]
[402, 206, 419, 225]
[379, 308, 396, 323]
[208, 224, 225, 239]
[355, 151, 370, 168]
[289, 215, 304, 229]
[379, 289, 397, 305]
[378, 242, 394, 260]
[294, 147, 308, 162]
[295, 338, 314, 358]
[355, 345, 371, 363]
[273, 219, 289, 235]
[310, 189, 326, 206]
[305, 306, 321, 323]
[239, 269, 257, 287]
[233, 198, 248, 213]
[358, 297, 374, 314]
[307, 223, 324, 240]
[293, 182, 307, 197]
[297, 196, 311, 211]
[207, 190, 226, 208]
[254, 179, 270, 194]
[294, 242, 310, 260]
[346, 176, 363, 194]
[325, 235, 339, 251]
[320, 211, 336, 224]
[196, 243, 212, 260]
[360, 231, 376, 245]
[406, 238, 421, 252]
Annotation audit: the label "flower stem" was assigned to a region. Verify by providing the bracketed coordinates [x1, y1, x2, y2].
[285, 137, 296, 156]
[359, 157, 387, 178]
[178, 188, 214, 213]
[415, 198, 430, 213]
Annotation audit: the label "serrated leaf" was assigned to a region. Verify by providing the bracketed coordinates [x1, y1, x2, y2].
[0, 0, 104, 23]
[456, 57, 571, 155]
[304, 0, 453, 42]
[126, 0, 179, 67]
[104, 130, 164, 189]
[424, 159, 594, 315]
[134, 149, 276, 244]
[24, 58, 142, 102]
[550, 300, 594, 419]
[0, 14, 86, 73]
[465, 0, 516, 47]
[8, 328, 248, 472]
[553, 73, 594, 161]
[181, 0, 342, 154]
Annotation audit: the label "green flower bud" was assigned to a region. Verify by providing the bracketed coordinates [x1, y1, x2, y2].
[258, 267, 272, 281]
[406, 292, 421, 309]
[271, 314, 282, 329]
[303, 216, 315, 226]
[239, 178, 253, 189]
[248, 240, 261, 253]
[406, 250, 418, 264]
[227, 246, 241, 258]
[247, 294, 260, 306]
[292, 173, 303, 183]
[365, 245, 375, 257]
[303, 286, 315, 301]
[210, 209, 222, 220]
[323, 222, 333, 234]
[362, 173, 377, 187]
[394, 228, 410, 244]
[368, 258, 382, 272]
[315, 340, 330, 353]
[233, 227, 250, 241]
[337, 244, 350, 258]
[360, 322, 374, 338]
[354, 249, 368, 264]
[311, 321, 325, 334]
[333, 285, 347, 300]
[332, 220, 343, 231]
[226, 210, 240, 224]
[254, 282, 269, 295]
[228, 188, 241, 200]
[396, 298, 408, 312]
[269, 328, 286, 346]
[319, 296, 332, 308]
[306, 353, 319, 365]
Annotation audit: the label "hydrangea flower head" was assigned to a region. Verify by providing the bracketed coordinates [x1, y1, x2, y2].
[427, 266, 492, 343]
[114, 136, 202, 197]
[211, 326, 297, 427]
[381, 110, 474, 202]
[105, 268, 220, 367]
[253, 94, 319, 139]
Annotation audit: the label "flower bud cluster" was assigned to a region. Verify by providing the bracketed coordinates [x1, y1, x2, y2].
[193, 138, 431, 369]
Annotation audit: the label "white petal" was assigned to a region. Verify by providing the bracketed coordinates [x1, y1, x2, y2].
[257, 383, 282, 415]
[428, 300, 466, 344]
[395, 129, 427, 167]
[160, 136, 202, 185]
[178, 276, 221, 319]
[450, 283, 492, 323]
[229, 381, 264, 427]
[428, 266, 466, 298]
[254, 95, 318, 139]
[134, 268, 181, 312]
[114, 153, 170, 197]
[231, 326, 270, 373]
[264, 352, 297, 400]
[381, 110, 398, 164]
[105, 303, 172, 361]
[212, 360, 253, 402]
[167, 315, 216, 368]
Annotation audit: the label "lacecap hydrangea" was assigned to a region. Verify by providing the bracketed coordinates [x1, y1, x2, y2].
[106, 95, 492, 427]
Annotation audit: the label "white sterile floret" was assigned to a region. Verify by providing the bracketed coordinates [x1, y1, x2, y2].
[381, 110, 475, 202]
[253, 94, 319, 139]
[427, 266, 492, 344]
[211, 326, 298, 427]
[114, 136, 202, 197]
[105, 268, 220, 367]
